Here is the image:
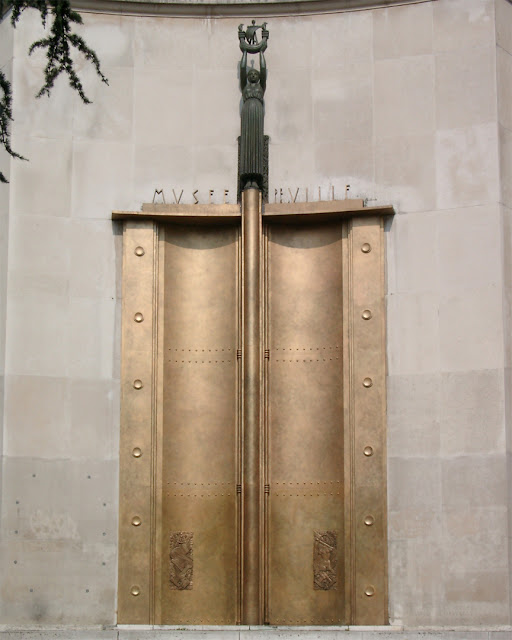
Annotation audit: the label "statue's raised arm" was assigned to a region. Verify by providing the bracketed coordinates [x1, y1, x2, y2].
[259, 51, 267, 93]
[240, 50, 248, 91]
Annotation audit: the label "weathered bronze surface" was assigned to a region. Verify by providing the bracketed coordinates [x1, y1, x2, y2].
[116, 199, 390, 626]
[238, 22, 269, 194]
[314, 531, 338, 591]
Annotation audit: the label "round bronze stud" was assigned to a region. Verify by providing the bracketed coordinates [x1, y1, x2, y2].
[365, 585, 375, 597]
[132, 447, 142, 458]
[364, 515, 375, 526]
[363, 377, 373, 388]
[134, 246, 145, 257]
[361, 243, 372, 253]
[362, 309, 372, 320]
[130, 586, 140, 596]
[133, 379, 143, 390]
[363, 446, 374, 457]
[131, 516, 142, 527]
[134, 312, 144, 323]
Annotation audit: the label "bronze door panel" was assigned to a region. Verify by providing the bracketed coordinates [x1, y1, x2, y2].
[265, 223, 345, 625]
[160, 224, 241, 624]
[117, 203, 389, 626]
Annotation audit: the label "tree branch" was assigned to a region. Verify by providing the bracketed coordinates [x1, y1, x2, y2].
[0, 0, 108, 183]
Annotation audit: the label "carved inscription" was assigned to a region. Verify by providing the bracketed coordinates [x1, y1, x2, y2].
[313, 531, 337, 590]
[169, 532, 193, 590]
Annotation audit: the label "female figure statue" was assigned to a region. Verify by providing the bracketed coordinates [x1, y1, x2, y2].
[239, 49, 267, 191]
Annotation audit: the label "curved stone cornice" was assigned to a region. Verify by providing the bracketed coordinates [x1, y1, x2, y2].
[72, 0, 433, 18]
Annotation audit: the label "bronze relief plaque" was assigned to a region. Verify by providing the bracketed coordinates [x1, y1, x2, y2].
[314, 531, 337, 591]
[170, 532, 194, 590]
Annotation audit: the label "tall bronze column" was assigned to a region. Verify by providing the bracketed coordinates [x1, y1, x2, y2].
[242, 187, 262, 624]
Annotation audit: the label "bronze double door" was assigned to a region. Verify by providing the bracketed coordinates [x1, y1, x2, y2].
[161, 217, 344, 625]
[117, 201, 388, 626]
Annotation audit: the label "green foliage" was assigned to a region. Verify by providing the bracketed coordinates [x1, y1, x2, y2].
[0, 0, 108, 183]
[0, 67, 26, 183]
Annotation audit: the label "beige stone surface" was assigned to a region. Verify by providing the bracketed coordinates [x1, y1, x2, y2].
[387, 292, 440, 375]
[374, 56, 435, 139]
[500, 124, 512, 208]
[436, 123, 499, 209]
[387, 373, 441, 458]
[433, 0, 495, 53]
[440, 369, 505, 456]
[496, 0, 512, 54]
[375, 134, 435, 212]
[497, 47, 512, 131]
[437, 204, 502, 292]
[373, 1, 433, 60]
[435, 46, 496, 130]
[439, 285, 504, 372]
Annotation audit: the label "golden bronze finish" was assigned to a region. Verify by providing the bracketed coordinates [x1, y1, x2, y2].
[242, 188, 263, 625]
[265, 220, 345, 625]
[116, 199, 391, 626]
[160, 222, 240, 624]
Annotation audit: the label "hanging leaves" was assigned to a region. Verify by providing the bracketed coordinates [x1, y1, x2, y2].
[0, 0, 108, 183]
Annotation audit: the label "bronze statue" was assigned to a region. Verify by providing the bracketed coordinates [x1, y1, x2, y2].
[238, 22, 269, 193]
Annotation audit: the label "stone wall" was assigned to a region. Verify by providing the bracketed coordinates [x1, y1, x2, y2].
[0, 0, 510, 628]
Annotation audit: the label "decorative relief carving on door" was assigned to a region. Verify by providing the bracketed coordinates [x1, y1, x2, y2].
[170, 532, 194, 590]
[313, 531, 337, 591]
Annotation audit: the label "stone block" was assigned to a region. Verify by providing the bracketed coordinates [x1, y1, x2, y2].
[68, 297, 117, 380]
[133, 16, 209, 70]
[0, 457, 117, 624]
[266, 70, 313, 146]
[500, 124, 512, 208]
[133, 143, 194, 205]
[10, 137, 72, 218]
[313, 139, 373, 184]
[440, 369, 505, 456]
[72, 66, 134, 143]
[496, 0, 512, 54]
[388, 509, 441, 541]
[193, 145, 238, 196]
[312, 10, 372, 68]
[195, 70, 239, 146]
[0, 13, 13, 65]
[312, 61, 372, 146]
[69, 219, 117, 299]
[77, 13, 135, 68]
[269, 16, 313, 72]
[134, 68, 195, 146]
[373, 1, 433, 60]
[4, 375, 70, 459]
[374, 56, 435, 139]
[388, 457, 442, 512]
[435, 46, 496, 130]
[375, 134, 435, 213]
[437, 204, 502, 293]
[433, 0, 495, 53]
[436, 123, 499, 210]
[442, 454, 507, 508]
[387, 373, 441, 458]
[5, 294, 70, 378]
[71, 140, 134, 219]
[7, 215, 71, 287]
[11, 58, 75, 142]
[387, 292, 440, 376]
[388, 211, 439, 294]
[439, 285, 504, 372]
[497, 47, 512, 131]
[443, 571, 509, 623]
[269, 143, 315, 193]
